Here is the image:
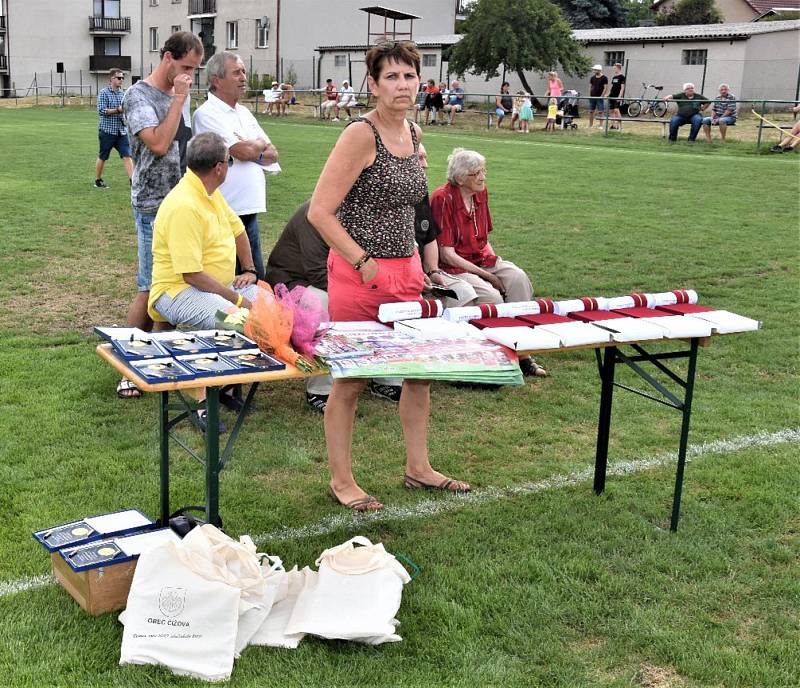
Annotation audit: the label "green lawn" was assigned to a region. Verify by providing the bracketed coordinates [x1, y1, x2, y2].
[0, 107, 798, 687]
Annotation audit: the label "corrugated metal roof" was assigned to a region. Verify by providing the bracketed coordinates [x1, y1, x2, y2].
[573, 19, 800, 42]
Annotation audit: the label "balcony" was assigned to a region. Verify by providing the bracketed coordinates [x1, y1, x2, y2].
[0, 54, 7, 72]
[90, 54, 132, 72]
[89, 16, 132, 33]
[188, 0, 216, 16]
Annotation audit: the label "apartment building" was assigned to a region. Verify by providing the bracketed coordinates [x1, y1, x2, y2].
[1, 0, 143, 96]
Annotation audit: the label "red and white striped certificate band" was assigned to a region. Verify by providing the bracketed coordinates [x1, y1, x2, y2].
[442, 298, 556, 323]
[553, 296, 609, 315]
[605, 293, 654, 310]
[648, 289, 698, 306]
[377, 299, 443, 323]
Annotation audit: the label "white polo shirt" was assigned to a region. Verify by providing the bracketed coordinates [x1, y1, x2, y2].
[192, 92, 271, 216]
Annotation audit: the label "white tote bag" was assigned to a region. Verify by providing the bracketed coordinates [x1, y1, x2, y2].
[285, 536, 411, 643]
[119, 539, 241, 682]
[248, 566, 315, 649]
[234, 553, 286, 655]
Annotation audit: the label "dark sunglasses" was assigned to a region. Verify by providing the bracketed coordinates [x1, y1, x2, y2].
[218, 156, 234, 168]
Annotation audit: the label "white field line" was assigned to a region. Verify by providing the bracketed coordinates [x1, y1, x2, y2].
[3, 428, 797, 600]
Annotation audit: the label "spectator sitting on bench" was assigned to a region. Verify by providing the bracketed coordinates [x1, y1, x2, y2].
[443, 79, 464, 126]
[424, 79, 443, 125]
[495, 81, 513, 129]
[320, 78, 338, 119]
[664, 83, 710, 143]
[702, 83, 737, 143]
[770, 104, 800, 153]
[332, 80, 356, 121]
[263, 81, 281, 115]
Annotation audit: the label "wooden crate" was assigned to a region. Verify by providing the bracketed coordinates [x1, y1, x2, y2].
[51, 552, 137, 615]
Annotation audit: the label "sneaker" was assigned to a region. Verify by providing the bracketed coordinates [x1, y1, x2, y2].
[306, 392, 328, 413]
[344, 116, 351, 122]
[331, 117, 339, 122]
[195, 410, 227, 434]
[368, 381, 402, 403]
[770, 144, 784, 153]
[94, 179, 108, 189]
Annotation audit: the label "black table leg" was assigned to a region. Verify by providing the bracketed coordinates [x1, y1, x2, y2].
[670, 337, 699, 532]
[594, 346, 617, 494]
[159, 390, 170, 526]
[204, 386, 222, 527]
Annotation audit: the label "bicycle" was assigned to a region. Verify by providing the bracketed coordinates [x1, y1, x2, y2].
[626, 83, 668, 118]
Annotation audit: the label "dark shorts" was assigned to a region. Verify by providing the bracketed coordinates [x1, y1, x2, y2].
[609, 99, 622, 110]
[98, 131, 131, 160]
[588, 98, 605, 112]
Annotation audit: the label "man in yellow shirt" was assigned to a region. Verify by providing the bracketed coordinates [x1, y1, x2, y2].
[148, 132, 258, 328]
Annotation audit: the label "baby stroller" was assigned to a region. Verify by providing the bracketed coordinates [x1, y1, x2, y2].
[557, 90, 580, 129]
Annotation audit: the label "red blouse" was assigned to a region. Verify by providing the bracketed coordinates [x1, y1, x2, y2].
[430, 182, 497, 274]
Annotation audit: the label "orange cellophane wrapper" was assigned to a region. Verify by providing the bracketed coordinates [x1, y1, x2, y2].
[243, 281, 300, 366]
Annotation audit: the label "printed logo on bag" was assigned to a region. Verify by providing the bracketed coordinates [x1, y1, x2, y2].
[158, 587, 186, 617]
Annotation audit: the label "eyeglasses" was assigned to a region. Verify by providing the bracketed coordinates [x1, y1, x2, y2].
[217, 157, 234, 168]
[467, 168, 487, 177]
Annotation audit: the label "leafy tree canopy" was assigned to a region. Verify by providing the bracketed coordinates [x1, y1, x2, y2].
[448, 0, 592, 93]
[621, 0, 657, 26]
[655, 0, 722, 25]
[553, 0, 627, 28]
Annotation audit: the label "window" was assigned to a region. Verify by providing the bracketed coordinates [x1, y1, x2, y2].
[256, 18, 269, 48]
[171, 24, 181, 33]
[682, 49, 707, 65]
[226, 21, 238, 49]
[422, 54, 437, 67]
[149, 27, 159, 52]
[149, 0, 158, 6]
[94, 36, 121, 55]
[334, 54, 347, 67]
[604, 51, 624, 67]
[94, 0, 120, 18]
[172, 0, 181, 3]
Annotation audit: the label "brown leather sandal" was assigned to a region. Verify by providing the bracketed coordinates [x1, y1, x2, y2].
[404, 474, 471, 493]
[328, 487, 383, 512]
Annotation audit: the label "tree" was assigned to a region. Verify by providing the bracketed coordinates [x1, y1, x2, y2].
[552, 0, 627, 28]
[621, 0, 657, 26]
[448, 0, 591, 94]
[655, 0, 722, 25]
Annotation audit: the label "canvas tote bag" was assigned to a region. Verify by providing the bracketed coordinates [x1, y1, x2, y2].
[248, 565, 315, 649]
[285, 536, 411, 643]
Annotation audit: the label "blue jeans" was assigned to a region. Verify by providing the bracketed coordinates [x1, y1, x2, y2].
[134, 210, 156, 291]
[669, 113, 704, 142]
[237, 213, 265, 280]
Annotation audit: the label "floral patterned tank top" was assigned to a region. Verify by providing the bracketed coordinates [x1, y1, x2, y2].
[336, 117, 428, 258]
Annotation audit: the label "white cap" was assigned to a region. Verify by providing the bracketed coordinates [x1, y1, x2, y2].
[592, 64, 603, 71]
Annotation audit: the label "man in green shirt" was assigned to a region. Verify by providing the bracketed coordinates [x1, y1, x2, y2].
[663, 83, 709, 143]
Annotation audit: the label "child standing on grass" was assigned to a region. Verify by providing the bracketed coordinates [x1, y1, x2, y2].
[546, 98, 558, 132]
[517, 91, 533, 133]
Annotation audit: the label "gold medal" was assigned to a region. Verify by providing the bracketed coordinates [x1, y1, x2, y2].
[98, 546, 116, 557]
[71, 526, 90, 537]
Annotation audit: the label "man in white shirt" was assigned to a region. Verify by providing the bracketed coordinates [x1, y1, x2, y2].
[193, 51, 279, 279]
[332, 80, 357, 121]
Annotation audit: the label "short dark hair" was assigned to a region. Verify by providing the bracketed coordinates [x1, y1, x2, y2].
[365, 40, 420, 82]
[109, 68, 123, 78]
[186, 132, 227, 174]
[326, 78, 333, 83]
[160, 31, 203, 61]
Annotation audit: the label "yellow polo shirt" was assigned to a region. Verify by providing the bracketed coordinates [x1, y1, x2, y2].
[147, 169, 245, 321]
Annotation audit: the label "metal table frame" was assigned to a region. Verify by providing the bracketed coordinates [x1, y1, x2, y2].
[100, 335, 708, 533]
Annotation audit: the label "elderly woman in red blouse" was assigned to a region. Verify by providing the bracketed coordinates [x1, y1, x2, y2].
[430, 147, 546, 377]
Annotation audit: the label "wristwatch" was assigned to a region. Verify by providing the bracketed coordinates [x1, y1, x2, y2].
[242, 267, 258, 277]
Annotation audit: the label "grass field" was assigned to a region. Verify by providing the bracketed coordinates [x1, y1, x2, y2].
[0, 107, 798, 687]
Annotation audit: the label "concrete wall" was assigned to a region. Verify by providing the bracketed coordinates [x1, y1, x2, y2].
[5, 0, 142, 95]
[742, 30, 800, 100]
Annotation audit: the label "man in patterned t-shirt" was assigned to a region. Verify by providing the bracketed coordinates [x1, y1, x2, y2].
[114, 31, 202, 398]
[94, 68, 133, 188]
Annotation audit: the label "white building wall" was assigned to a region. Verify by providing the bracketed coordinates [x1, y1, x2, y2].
[6, 0, 142, 95]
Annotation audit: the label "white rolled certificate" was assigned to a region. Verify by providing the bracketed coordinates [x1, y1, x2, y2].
[646, 289, 698, 307]
[553, 296, 609, 315]
[378, 299, 443, 323]
[605, 293, 654, 310]
[443, 299, 556, 322]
